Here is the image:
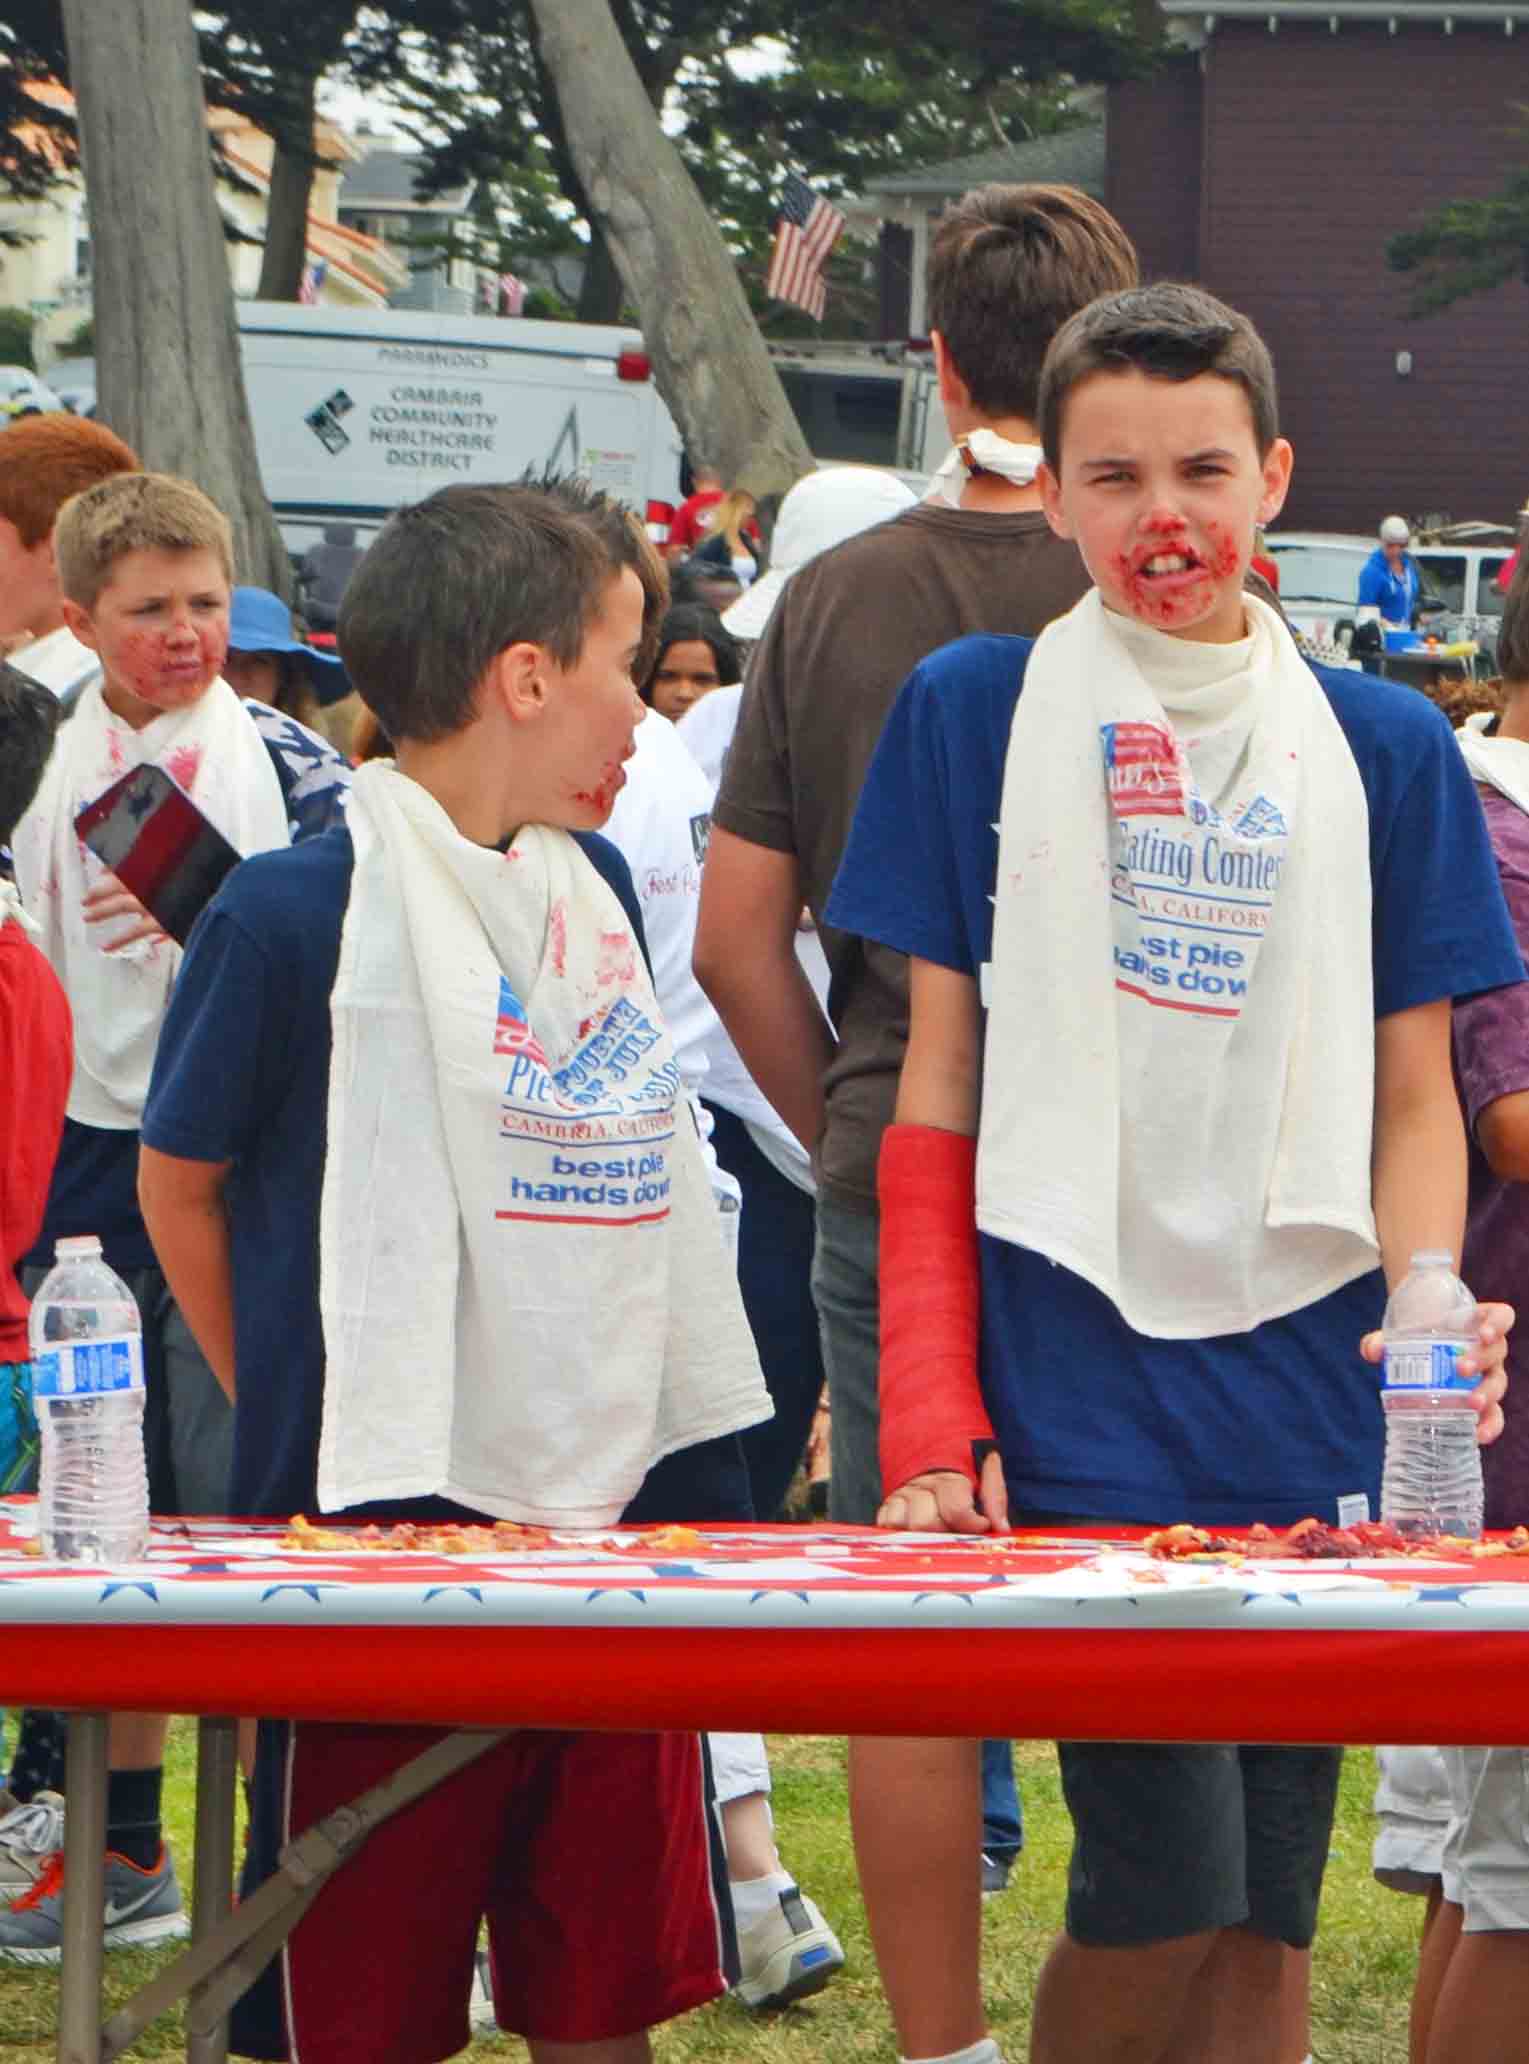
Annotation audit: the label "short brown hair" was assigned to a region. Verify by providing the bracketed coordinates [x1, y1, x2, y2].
[337, 481, 623, 745]
[537, 475, 671, 684]
[1039, 282, 1279, 469]
[0, 413, 139, 549]
[925, 184, 1139, 425]
[1498, 554, 1529, 687]
[0, 661, 60, 845]
[54, 472, 233, 611]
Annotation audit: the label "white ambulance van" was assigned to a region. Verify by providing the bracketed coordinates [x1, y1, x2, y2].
[235, 301, 686, 557]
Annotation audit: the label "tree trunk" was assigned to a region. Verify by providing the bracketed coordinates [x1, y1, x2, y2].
[576, 227, 625, 324]
[256, 71, 320, 302]
[59, 0, 290, 597]
[525, 0, 814, 500]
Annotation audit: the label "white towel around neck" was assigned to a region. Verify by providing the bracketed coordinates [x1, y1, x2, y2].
[317, 762, 771, 1525]
[929, 429, 1045, 507]
[1458, 713, 1529, 815]
[9, 677, 289, 1128]
[977, 589, 1378, 1338]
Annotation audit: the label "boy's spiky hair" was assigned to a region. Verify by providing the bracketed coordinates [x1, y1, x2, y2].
[1039, 282, 1280, 468]
[54, 472, 233, 611]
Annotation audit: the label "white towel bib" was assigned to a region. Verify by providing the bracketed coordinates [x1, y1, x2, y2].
[977, 591, 1379, 1338]
[317, 763, 770, 1525]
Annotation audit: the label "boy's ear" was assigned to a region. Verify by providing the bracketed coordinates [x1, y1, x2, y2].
[58, 596, 100, 653]
[1257, 438, 1295, 527]
[1038, 461, 1073, 541]
[487, 640, 552, 723]
[930, 331, 971, 418]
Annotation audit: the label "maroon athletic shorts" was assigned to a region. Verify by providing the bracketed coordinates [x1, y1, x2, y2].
[265, 1721, 727, 2062]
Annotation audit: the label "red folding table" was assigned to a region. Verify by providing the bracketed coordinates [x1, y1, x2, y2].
[4, 1500, 1528, 2063]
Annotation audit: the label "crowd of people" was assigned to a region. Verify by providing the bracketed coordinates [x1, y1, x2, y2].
[0, 176, 1527, 2064]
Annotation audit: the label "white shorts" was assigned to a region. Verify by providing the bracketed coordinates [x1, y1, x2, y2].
[1440, 1746, 1529, 1933]
[1373, 1745, 1452, 1891]
[708, 1732, 771, 1808]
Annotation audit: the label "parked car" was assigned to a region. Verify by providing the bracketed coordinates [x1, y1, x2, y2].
[0, 365, 62, 420]
[1264, 527, 1515, 665]
[46, 356, 96, 417]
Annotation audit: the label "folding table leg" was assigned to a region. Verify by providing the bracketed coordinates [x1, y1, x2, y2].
[186, 1717, 238, 2064]
[56, 1709, 108, 2064]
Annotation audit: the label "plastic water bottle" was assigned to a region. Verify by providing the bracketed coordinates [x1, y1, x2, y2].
[1379, 1250, 1483, 1539]
[27, 1236, 149, 1563]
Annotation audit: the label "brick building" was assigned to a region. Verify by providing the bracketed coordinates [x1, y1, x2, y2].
[868, 5, 1529, 531]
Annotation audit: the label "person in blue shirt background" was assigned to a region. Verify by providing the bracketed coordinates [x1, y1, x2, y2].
[1357, 514, 1422, 643]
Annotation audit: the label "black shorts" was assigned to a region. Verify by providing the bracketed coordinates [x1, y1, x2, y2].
[1058, 1739, 1342, 1949]
[1015, 1509, 1340, 1950]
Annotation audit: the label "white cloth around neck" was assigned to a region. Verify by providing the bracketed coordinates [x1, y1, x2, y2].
[930, 429, 1046, 508]
[9, 678, 289, 1129]
[977, 590, 1378, 1339]
[1458, 713, 1529, 816]
[317, 761, 770, 1525]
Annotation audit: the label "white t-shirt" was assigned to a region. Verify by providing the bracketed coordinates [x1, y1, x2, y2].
[11, 625, 102, 703]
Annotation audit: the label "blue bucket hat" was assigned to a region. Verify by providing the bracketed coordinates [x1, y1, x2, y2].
[228, 586, 351, 708]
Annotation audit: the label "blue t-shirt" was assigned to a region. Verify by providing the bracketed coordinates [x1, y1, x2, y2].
[28, 709, 353, 1280]
[1357, 547, 1421, 628]
[827, 633, 1525, 1526]
[140, 823, 652, 1520]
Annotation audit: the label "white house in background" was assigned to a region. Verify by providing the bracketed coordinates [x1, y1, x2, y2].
[211, 108, 408, 312]
[336, 136, 490, 315]
[0, 82, 406, 363]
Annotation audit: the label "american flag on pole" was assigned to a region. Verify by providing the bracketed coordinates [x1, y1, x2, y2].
[500, 273, 526, 316]
[298, 258, 327, 306]
[765, 173, 846, 322]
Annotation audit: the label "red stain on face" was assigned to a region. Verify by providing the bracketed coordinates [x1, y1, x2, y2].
[75, 546, 231, 731]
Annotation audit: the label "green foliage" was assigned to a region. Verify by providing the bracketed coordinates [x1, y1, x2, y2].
[60, 314, 92, 353]
[0, 305, 35, 368]
[385, 0, 1152, 331]
[1388, 106, 1529, 315]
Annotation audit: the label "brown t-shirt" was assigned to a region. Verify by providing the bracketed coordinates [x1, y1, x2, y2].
[712, 502, 1090, 1214]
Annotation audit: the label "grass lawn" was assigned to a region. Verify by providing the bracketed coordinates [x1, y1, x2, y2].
[0, 1730, 1424, 2061]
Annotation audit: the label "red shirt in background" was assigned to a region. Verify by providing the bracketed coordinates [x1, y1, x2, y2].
[1250, 551, 1280, 593]
[667, 489, 725, 555]
[0, 917, 72, 1362]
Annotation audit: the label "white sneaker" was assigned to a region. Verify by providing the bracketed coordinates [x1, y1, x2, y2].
[0, 1791, 65, 1903]
[733, 1884, 845, 2010]
[469, 1947, 500, 2036]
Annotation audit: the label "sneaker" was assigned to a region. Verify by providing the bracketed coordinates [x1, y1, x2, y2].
[981, 1851, 1014, 1899]
[469, 1946, 499, 2035]
[0, 1791, 65, 1901]
[733, 1884, 845, 2010]
[0, 1845, 189, 1964]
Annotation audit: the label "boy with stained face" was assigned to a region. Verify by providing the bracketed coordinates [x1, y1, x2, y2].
[828, 284, 1520, 2063]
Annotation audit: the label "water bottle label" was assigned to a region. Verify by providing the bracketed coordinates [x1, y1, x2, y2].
[1381, 1341, 1474, 1394]
[32, 1335, 144, 1398]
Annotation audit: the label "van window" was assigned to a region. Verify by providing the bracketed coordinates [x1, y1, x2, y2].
[1263, 542, 1367, 605]
[1481, 556, 1512, 617]
[1417, 555, 1466, 613]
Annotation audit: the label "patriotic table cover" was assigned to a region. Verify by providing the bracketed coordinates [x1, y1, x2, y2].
[2, 1500, 1527, 1741]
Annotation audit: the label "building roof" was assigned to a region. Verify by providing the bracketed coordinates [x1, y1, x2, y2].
[338, 147, 473, 215]
[861, 125, 1107, 202]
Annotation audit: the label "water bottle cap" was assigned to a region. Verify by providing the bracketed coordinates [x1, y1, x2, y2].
[55, 1236, 102, 1260]
[1409, 1250, 1455, 1269]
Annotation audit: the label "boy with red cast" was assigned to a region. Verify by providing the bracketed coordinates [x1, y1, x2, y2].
[828, 284, 1518, 2064]
[139, 481, 769, 2064]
